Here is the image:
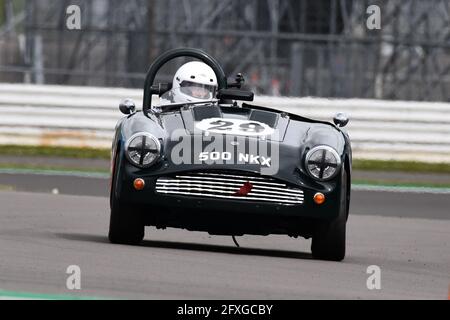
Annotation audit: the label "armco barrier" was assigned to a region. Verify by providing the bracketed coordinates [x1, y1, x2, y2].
[0, 83, 449, 163]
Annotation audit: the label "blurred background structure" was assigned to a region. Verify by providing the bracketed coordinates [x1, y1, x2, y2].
[0, 0, 449, 101]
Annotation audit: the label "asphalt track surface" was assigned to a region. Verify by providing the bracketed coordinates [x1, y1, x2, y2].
[0, 173, 449, 299]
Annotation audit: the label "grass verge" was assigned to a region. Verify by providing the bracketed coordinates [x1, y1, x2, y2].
[0, 145, 110, 159]
[353, 159, 450, 174]
[0, 163, 109, 174]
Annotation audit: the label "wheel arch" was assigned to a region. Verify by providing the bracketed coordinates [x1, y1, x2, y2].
[344, 154, 351, 219]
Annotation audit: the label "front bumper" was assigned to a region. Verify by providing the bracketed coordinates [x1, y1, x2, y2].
[115, 165, 343, 236]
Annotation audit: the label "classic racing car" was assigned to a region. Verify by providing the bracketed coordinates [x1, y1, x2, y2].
[109, 48, 352, 261]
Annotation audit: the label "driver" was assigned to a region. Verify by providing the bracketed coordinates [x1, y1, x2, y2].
[171, 61, 218, 103]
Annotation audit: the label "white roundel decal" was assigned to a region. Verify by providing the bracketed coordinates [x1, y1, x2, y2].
[195, 118, 274, 137]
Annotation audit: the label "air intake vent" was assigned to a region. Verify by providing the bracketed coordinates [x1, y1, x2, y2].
[155, 171, 304, 205]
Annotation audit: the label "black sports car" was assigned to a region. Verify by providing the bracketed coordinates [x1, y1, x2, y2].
[109, 48, 352, 261]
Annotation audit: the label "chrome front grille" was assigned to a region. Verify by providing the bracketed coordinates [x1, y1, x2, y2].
[155, 172, 304, 205]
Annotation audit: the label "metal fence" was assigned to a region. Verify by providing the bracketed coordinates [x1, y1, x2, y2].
[0, 0, 449, 101]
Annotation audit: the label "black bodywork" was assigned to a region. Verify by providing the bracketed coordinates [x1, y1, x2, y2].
[109, 48, 352, 259]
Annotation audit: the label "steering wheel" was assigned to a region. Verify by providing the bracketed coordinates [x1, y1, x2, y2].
[142, 48, 228, 117]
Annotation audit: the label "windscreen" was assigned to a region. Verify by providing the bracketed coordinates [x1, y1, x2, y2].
[155, 86, 217, 108]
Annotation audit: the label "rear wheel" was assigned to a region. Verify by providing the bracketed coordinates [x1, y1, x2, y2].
[311, 169, 348, 261]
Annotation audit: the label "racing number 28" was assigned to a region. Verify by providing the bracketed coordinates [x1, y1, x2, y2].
[207, 120, 233, 131]
[207, 120, 265, 133]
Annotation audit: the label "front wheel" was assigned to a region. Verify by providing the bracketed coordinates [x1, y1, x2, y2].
[311, 169, 348, 261]
[108, 199, 145, 245]
[108, 148, 144, 245]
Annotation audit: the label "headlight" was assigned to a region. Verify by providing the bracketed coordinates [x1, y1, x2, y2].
[125, 133, 161, 168]
[305, 145, 341, 181]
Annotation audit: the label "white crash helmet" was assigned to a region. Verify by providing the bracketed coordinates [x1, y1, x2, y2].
[172, 61, 218, 103]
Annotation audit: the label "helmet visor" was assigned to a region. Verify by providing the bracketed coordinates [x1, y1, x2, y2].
[180, 81, 217, 100]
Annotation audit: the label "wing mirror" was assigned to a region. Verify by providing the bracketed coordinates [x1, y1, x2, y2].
[119, 99, 136, 115]
[227, 73, 245, 89]
[217, 88, 254, 102]
[333, 112, 349, 128]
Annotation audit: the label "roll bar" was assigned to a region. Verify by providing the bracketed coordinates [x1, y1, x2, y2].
[142, 48, 228, 117]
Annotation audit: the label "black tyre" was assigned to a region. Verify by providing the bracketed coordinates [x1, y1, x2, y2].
[108, 199, 144, 245]
[108, 148, 144, 245]
[311, 168, 348, 261]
